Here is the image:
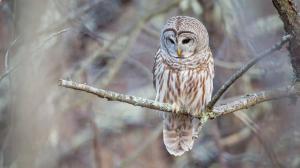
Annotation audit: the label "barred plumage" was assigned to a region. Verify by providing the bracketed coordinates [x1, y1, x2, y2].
[153, 16, 214, 156]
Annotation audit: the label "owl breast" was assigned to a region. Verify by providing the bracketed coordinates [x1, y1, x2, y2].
[153, 50, 214, 116]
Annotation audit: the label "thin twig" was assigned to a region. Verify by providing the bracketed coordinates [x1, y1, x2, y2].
[234, 112, 282, 168]
[38, 0, 104, 35]
[59, 79, 298, 119]
[207, 34, 292, 109]
[68, 0, 180, 80]
[142, 26, 160, 39]
[99, 25, 143, 88]
[53, 0, 104, 46]
[0, 28, 69, 83]
[214, 59, 243, 69]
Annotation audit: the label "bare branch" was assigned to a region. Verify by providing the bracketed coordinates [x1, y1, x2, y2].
[59, 79, 182, 113]
[212, 86, 296, 116]
[58, 79, 296, 167]
[38, 0, 104, 35]
[0, 28, 69, 84]
[59, 80, 299, 119]
[98, 25, 142, 88]
[207, 34, 292, 109]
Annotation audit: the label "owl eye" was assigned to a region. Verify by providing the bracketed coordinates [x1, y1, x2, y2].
[182, 38, 191, 44]
[167, 38, 175, 44]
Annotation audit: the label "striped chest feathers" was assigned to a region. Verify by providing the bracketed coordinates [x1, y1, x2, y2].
[156, 67, 211, 111]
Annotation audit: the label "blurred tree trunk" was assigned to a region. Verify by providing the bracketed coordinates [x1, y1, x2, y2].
[272, 0, 300, 83]
[4, 0, 67, 167]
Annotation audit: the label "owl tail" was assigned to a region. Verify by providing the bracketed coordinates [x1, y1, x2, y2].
[163, 114, 195, 156]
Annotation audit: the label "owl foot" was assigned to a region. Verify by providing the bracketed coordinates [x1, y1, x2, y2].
[171, 103, 181, 114]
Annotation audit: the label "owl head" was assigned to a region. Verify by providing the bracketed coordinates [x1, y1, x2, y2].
[160, 16, 209, 59]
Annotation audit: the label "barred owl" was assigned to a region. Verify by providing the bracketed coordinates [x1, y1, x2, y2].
[153, 16, 214, 156]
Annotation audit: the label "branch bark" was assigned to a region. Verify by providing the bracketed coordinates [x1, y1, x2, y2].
[207, 34, 292, 109]
[59, 80, 299, 120]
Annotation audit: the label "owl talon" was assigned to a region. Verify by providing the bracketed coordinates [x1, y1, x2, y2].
[172, 103, 181, 114]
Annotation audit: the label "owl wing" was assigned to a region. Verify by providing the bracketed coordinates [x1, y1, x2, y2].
[152, 49, 162, 91]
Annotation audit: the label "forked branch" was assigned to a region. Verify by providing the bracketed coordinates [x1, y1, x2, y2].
[58, 1, 298, 124]
[59, 80, 298, 120]
[207, 34, 292, 109]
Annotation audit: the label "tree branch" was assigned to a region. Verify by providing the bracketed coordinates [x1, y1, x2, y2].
[0, 28, 69, 84]
[59, 80, 299, 120]
[212, 86, 296, 116]
[207, 34, 292, 109]
[67, 0, 180, 83]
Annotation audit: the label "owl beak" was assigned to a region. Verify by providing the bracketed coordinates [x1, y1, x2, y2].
[177, 48, 182, 57]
